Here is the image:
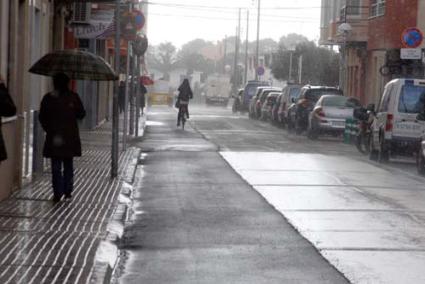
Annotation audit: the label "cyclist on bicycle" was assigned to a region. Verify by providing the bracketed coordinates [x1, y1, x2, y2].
[176, 79, 193, 126]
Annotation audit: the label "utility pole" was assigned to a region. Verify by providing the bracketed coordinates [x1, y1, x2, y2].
[244, 10, 249, 84]
[288, 51, 293, 82]
[233, 8, 241, 89]
[223, 35, 227, 73]
[112, 0, 121, 178]
[255, 0, 261, 80]
[298, 55, 303, 84]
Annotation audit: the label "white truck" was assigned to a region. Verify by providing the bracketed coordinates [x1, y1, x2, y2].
[205, 75, 231, 106]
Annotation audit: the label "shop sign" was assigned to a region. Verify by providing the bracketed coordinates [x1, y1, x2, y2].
[73, 10, 114, 39]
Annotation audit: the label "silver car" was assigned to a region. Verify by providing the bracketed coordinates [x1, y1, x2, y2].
[307, 95, 361, 139]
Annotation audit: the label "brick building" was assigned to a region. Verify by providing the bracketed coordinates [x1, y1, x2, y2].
[320, 0, 425, 106]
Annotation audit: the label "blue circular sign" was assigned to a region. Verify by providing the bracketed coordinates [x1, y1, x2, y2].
[256, 66, 265, 76]
[401, 27, 423, 48]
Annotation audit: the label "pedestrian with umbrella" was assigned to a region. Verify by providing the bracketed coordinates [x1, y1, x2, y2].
[39, 73, 85, 202]
[29, 49, 118, 202]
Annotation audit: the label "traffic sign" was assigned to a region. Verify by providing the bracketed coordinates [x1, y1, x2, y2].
[256, 66, 265, 76]
[400, 48, 422, 60]
[401, 27, 423, 48]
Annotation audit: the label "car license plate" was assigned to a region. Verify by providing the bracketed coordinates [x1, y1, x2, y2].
[332, 121, 345, 127]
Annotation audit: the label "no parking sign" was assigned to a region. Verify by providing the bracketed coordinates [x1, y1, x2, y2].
[401, 27, 423, 48]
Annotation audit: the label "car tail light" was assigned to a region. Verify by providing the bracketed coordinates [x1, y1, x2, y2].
[385, 114, 393, 131]
[314, 107, 325, 118]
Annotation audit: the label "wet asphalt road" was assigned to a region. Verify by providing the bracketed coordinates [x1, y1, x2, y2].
[114, 105, 349, 283]
[115, 105, 425, 284]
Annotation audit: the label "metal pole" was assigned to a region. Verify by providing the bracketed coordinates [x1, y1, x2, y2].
[233, 9, 241, 89]
[289, 51, 293, 82]
[255, 0, 261, 80]
[244, 10, 249, 84]
[298, 55, 303, 84]
[223, 35, 227, 73]
[123, 41, 130, 151]
[112, 0, 121, 178]
[129, 50, 135, 136]
[135, 56, 141, 137]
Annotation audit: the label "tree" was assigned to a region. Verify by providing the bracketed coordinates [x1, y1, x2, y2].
[149, 42, 177, 80]
[176, 39, 216, 75]
[271, 40, 339, 86]
[279, 33, 309, 49]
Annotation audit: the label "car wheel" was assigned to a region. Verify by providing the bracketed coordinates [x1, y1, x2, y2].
[369, 134, 379, 161]
[378, 137, 390, 163]
[417, 150, 425, 175]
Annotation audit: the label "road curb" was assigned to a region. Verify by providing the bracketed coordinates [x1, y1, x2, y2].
[89, 117, 147, 284]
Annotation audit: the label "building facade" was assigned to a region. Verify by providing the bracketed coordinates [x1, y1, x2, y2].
[0, 0, 145, 201]
[320, 0, 425, 106]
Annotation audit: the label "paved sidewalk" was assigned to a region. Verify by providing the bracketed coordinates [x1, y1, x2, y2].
[0, 119, 143, 284]
[115, 107, 349, 284]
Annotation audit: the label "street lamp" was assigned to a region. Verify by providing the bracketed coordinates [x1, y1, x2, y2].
[337, 23, 352, 94]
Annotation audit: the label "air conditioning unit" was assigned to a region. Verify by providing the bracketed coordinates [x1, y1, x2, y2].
[71, 3, 91, 24]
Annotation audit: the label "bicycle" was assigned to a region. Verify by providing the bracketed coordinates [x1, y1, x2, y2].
[178, 104, 188, 130]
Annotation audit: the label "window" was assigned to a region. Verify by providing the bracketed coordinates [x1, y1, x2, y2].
[346, 0, 361, 16]
[398, 85, 425, 114]
[370, 0, 385, 17]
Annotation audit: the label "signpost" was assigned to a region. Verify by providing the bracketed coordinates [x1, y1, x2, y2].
[400, 27, 423, 61]
[256, 66, 265, 76]
[401, 27, 423, 48]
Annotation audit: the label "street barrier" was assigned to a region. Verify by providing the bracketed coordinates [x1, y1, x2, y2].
[344, 118, 359, 144]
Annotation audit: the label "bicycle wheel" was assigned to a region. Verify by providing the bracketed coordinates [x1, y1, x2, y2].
[182, 114, 186, 130]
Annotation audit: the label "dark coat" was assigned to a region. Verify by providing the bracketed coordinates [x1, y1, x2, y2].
[39, 90, 86, 158]
[0, 83, 17, 162]
[178, 81, 193, 101]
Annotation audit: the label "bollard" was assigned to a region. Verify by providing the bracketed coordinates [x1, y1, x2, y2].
[344, 118, 358, 144]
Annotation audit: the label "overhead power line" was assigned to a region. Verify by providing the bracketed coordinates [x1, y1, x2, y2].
[148, 12, 318, 23]
[141, 1, 323, 11]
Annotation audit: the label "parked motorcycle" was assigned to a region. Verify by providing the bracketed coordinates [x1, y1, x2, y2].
[353, 104, 375, 155]
[295, 99, 312, 135]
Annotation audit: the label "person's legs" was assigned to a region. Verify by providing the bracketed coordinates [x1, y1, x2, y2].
[177, 107, 181, 126]
[51, 158, 64, 201]
[186, 105, 190, 119]
[63, 158, 74, 198]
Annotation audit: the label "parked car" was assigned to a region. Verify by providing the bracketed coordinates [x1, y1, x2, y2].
[278, 85, 302, 127]
[260, 92, 280, 121]
[235, 80, 270, 112]
[369, 78, 425, 163]
[307, 95, 361, 139]
[255, 88, 282, 119]
[249, 86, 272, 119]
[271, 92, 284, 124]
[293, 85, 343, 134]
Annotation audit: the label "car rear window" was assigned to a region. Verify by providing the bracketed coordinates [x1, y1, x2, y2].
[306, 89, 342, 102]
[289, 88, 301, 100]
[398, 84, 425, 113]
[322, 96, 361, 108]
[246, 85, 259, 97]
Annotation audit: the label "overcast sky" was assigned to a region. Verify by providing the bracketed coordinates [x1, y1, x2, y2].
[144, 0, 321, 47]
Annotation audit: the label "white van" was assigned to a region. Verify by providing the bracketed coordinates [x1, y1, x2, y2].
[370, 78, 425, 162]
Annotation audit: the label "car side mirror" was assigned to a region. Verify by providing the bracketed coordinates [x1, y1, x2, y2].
[417, 113, 425, 121]
[367, 103, 375, 112]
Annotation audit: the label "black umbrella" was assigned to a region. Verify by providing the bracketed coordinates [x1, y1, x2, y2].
[29, 49, 118, 81]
